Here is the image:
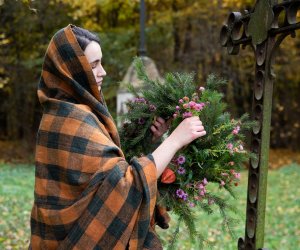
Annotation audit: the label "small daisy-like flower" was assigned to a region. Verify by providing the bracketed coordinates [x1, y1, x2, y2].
[138, 118, 145, 125]
[149, 104, 156, 112]
[189, 101, 196, 108]
[177, 155, 186, 165]
[176, 189, 185, 199]
[177, 166, 186, 175]
[194, 103, 203, 111]
[227, 143, 233, 150]
[189, 202, 195, 208]
[176, 189, 188, 200]
[183, 103, 189, 109]
[234, 172, 241, 179]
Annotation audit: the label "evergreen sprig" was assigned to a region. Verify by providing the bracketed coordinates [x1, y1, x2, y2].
[118, 57, 255, 248]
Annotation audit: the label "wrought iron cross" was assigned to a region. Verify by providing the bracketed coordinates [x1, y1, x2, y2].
[220, 0, 300, 249]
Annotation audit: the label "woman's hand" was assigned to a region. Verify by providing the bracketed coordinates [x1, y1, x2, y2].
[152, 116, 206, 178]
[151, 117, 170, 142]
[168, 116, 206, 150]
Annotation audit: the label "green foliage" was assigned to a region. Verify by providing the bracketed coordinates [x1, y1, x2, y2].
[119, 57, 257, 247]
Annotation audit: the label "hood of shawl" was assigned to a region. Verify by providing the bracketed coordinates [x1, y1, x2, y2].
[38, 24, 121, 146]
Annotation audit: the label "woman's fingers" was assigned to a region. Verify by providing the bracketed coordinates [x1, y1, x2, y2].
[156, 117, 165, 124]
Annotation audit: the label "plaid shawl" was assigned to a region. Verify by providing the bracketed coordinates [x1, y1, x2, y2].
[30, 25, 162, 250]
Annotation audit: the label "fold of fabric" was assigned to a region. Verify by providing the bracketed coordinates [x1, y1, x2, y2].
[30, 24, 162, 250]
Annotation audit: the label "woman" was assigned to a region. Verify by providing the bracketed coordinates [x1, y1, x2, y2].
[30, 25, 206, 249]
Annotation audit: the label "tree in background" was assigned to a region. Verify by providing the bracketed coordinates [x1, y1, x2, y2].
[0, 0, 299, 151]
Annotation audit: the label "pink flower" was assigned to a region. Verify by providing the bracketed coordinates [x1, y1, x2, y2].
[183, 112, 192, 118]
[234, 172, 241, 179]
[229, 161, 235, 166]
[194, 103, 204, 111]
[189, 101, 196, 108]
[189, 202, 195, 208]
[183, 96, 189, 102]
[202, 178, 208, 185]
[198, 183, 204, 190]
[227, 143, 233, 150]
[173, 113, 178, 118]
[183, 103, 189, 109]
[199, 86, 205, 92]
[221, 172, 229, 176]
[179, 99, 184, 104]
[149, 104, 156, 112]
[176, 105, 180, 110]
[232, 126, 240, 135]
[199, 190, 205, 196]
[220, 180, 225, 187]
[239, 145, 244, 151]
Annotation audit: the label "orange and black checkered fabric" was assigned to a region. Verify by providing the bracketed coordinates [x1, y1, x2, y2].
[29, 25, 162, 250]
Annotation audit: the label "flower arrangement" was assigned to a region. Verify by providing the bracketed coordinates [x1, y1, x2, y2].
[119, 57, 255, 248]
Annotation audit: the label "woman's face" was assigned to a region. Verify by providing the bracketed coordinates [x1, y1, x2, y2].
[84, 41, 106, 92]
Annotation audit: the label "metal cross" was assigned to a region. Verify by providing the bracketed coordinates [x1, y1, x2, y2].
[220, 0, 300, 249]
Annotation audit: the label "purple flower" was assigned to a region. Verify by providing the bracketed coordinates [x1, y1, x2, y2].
[176, 189, 188, 201]
[177, 155, 186, 165]
[183, 112, 192, 118]
[138, 118, 145, 125]
[177, 166, 186, 175]
[202, 178, 208, 185]
[199, 190, 205, 196]
[176, 105, 180, 110]
[198, 183, 204, 190]
[179, 99, 184, 104]
[189, 202, 195, 208]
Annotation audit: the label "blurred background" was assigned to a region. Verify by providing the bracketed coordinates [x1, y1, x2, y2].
[0, 0, 299, 249]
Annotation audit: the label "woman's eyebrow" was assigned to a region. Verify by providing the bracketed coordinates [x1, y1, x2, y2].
[90, 59, 101, 64]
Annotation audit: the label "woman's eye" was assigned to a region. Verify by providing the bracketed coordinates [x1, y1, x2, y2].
[91, 63, 97, 69]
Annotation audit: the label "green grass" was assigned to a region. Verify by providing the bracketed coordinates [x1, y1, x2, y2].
[0, 163, 299, 250]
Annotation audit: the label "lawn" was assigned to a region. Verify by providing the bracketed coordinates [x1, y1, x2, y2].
[0, 163, 299, 250]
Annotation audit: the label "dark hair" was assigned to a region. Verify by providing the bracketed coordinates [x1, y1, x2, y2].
[72, 26, 100, 51]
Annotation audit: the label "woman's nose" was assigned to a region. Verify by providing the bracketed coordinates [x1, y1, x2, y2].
[98, 65, 106, 77]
